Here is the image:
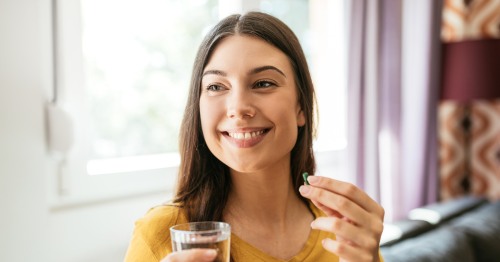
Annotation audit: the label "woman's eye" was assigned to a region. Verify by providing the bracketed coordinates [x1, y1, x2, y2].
[206, 84, 223, 92]
[254, 81, 275, 89]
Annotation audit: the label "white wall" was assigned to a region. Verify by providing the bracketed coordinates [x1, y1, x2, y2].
[0, 1, 168, 261]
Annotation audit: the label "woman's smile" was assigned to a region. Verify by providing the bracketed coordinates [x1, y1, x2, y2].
[221, 127, 271, 148]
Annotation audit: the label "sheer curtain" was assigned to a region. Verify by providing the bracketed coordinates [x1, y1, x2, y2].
[347, 0, 443, 221]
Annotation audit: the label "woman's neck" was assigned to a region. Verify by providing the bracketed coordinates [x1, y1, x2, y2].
[222, 162, 314, 260]
[223, 162, 306, 229]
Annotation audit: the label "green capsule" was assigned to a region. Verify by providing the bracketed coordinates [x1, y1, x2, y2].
[302, 172, 310, 185]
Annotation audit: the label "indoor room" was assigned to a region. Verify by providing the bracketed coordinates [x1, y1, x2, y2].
[1, 0, 499, 261]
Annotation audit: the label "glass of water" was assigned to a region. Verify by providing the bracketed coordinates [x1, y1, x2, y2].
[170, 221, 231, 262]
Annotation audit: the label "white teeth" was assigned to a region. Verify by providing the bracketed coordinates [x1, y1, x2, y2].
[228, 130, 265, 140]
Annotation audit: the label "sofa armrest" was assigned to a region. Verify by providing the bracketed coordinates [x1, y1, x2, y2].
[380, 225, 475, 262]
[450, 201, 500, 262]
[408, 196, 486, 224]
[380, 219, 433, 246]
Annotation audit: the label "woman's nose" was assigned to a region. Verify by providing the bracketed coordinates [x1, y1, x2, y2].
[226, 88, 256, 119]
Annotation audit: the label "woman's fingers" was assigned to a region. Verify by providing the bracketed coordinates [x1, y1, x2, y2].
[321, 238, 374, 262]
[312, 217, 380, 250]
[299, 184, 371, 226]
[311, 199, 343, 218]
[306, 176, 384, 218]
[161, 249, 217, 262]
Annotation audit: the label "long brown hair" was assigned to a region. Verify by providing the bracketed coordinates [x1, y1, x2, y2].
[174, 11, 316, 222]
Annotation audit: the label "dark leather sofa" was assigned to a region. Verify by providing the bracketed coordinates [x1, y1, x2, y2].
[380, 196, 500, 262]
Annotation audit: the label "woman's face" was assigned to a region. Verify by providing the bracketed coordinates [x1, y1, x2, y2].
[199, 35, 305, 173]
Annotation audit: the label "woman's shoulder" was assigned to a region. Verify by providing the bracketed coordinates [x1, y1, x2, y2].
[133, 203, 187, 243]
[135, 203, 187, 231]
[125, 203, 187, 261]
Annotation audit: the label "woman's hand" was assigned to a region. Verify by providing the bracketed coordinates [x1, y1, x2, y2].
[299, 176, 384, 262]
[161, 249, 217, 262]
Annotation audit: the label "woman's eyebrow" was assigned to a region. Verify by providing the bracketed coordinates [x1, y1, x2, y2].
[202, 69, 226, 77]
[202, 65, 286, 78]
[250, 65, 286, 78]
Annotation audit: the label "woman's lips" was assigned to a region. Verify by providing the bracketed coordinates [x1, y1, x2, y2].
[221, 128, 270, 148]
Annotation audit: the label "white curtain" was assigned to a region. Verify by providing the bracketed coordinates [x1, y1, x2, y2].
[347, 0, 443, 221]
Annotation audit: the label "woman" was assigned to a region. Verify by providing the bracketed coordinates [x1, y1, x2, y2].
[125, 12, 384, 262]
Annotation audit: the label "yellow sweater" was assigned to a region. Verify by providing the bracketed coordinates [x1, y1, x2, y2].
[125, 202, 383, 262]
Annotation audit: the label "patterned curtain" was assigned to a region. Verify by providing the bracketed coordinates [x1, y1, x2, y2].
[439, 0, 500, 200]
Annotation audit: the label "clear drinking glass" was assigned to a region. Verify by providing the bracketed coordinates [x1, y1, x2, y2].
[170, 221, 231, 262]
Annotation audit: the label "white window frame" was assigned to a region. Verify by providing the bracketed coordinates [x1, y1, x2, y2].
[49, 0, 177, 208]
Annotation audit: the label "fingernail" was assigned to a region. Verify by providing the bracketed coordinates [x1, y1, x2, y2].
[307, 175, 318, 184]
[204, 249, 217, 259]
[299, 185, 310, 195]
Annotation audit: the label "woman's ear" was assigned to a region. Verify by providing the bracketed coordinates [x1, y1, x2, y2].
[297, 109, 306, 127]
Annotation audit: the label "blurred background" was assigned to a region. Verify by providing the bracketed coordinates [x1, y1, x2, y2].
[1, 0, 499, 261]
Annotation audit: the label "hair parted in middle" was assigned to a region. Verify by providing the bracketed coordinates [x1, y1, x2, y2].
[173, 11, 317, 222]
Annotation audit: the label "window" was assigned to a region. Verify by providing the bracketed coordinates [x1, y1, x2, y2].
[51, 0, 348, 206]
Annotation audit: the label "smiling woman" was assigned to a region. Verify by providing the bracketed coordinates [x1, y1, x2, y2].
[125, 11, 384, 262]
[52, 0, 348, 207]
